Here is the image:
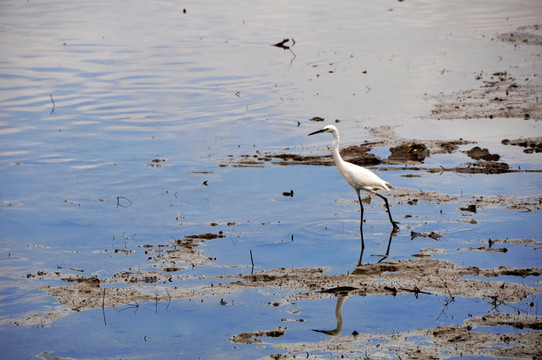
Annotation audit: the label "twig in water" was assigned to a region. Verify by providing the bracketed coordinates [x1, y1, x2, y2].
[165, 289, 171, 310]
[50, 94, 56, 114]
[114, 301, 139, 313]
[399, 285, 432, 299]
[116, 196, 133, 208]
[435, 269, 456, 321]
[436, 269, 455, 301]
[121, 232, 136, 241]
[229, 222, 237, 243]
[250, 249, 254, 272]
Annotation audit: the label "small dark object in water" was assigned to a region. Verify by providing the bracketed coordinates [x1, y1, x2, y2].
[466, 146, 500, 161]
[411, 231, 443, 240]
[273, 38, 289, 48]
[460, 204, 477, 213]
[273, 38, 295, 49]
[321, 286, 357, 294]
[282, 190, 294, 197]
[407, 142, 427, 153]
[389, 142, 429, 163]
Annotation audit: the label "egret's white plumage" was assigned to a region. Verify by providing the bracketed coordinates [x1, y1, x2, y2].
[309, 125, 399, 251]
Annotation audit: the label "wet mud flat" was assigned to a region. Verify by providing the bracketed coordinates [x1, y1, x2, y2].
[7, 22, 542, 360]
[21, 236, 542, 359]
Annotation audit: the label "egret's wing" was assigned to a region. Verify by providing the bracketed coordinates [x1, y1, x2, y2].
[339, 162, 391, 192]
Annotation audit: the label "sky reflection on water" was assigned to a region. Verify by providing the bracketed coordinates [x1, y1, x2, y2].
[1, 0, 541, 358]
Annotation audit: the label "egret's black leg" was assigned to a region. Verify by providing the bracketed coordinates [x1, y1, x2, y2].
[357, 191, 365, 265]
[375, 193, 399, 232]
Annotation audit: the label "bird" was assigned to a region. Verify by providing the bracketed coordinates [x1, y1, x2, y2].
[308, 125, 399, 253]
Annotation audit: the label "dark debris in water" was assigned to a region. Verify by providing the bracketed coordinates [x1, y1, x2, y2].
[229, 326, 285, 344]
[410, 231, 443, 240]
[389, 142, 429, 163]
[310, 116, 325, 122]
[465, 146, 500, 161]
[147, 158, 167, 167]
[496, 24, 542, 46]
[184, 232, 225, 240]
[502, 137, 542, 154]
[219, 127, 536, 175]
[460, 204, 477, 213]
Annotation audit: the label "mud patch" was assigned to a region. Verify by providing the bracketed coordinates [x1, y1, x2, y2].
[497, 24, 542, 46]
[220, 125, 535, 175]
[392, 187, 542, 212]
[15, 232, 542, 359]
[268, 313, 542, 359]
[465, 146, 500, 161]
[502, 137, 542, 154]
[229, 327, 285, 344]
[220, 132, 479, 168]
[20, 258, 541, 324]
[426, 70, 541, 120]
[221, 143, 382, 168]
[145, 233, 224, 271]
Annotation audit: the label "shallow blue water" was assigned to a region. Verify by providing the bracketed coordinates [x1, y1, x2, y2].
[1, 0, 541, 358]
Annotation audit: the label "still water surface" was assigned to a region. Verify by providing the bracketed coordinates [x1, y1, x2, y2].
[1, 0, 541, 358]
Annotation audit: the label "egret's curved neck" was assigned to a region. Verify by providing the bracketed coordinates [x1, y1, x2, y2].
[331, 131, 345, 165]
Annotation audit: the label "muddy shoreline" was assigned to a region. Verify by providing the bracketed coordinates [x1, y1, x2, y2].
[20, 238, 542, 358]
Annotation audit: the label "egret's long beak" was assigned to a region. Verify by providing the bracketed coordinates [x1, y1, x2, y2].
[308, 129, 326, 136]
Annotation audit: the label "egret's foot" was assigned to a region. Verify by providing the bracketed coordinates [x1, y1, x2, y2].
[391, 221, 400, 232]
[377, 254, 389, 263]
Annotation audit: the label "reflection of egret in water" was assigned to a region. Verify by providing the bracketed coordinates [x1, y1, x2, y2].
[313, 287, 356, 336]
[308, 125, 399, 262]
[358, 227, 396, 265]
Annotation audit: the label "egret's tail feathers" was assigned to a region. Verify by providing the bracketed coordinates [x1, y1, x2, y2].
[384, 182, 393, 190]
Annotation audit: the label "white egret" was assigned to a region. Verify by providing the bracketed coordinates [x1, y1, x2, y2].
[308, 125, 399, 252]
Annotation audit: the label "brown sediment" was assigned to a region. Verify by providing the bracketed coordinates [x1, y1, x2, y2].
[267, 313, 542, 359]
[229, 327, 285, 344]
[425, 70, 541, 121]
[20, 258, 541, 323]
[219, 124, 540, 175]
[502, 137, 542, 154]
[15, 229, 542, 359]
[497, 24, 542, 46]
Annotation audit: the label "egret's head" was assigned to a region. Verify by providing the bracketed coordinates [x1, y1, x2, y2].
[308, 125, 337, 136]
